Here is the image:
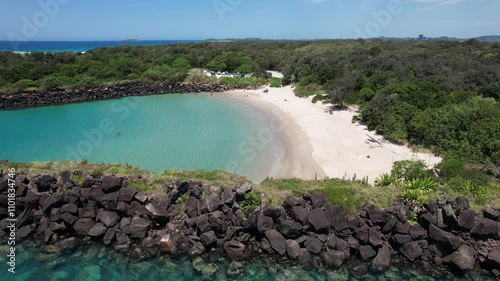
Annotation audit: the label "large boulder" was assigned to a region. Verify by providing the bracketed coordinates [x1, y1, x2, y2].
[369, 227, 383, 247]
[428, 224, 464, 251]
[88, 223, 107, 237]
[321, 250, 346, 268]
[307, 208, 330, 233]
[101, 175, 122, 193]
[73, 218, 95, 236]
[359, 245, 377, 261]
[400, 241, 423, 262]
[224, 240, 246, 260]
[310, 192, 326, 209]
[483, 208, 500, 221]
[118, 187, 137, 203]
[159, 233, 177, 255]
[443, 245, 476, 272]
[256, 213, 273, 233]
[371, 243, 391, 271]
[291, 206, 309, 225]
[145, 203, 168, 218]
[97, 210, 120, 228]
[207, 193, 223, 212]
[34, 174, 57, 192]
[56, 237, 80, 252]
[101, 193, 118, 210]
[129, 216, 150, 238]
[457, 209, 476, 230]
[484, 247, 500, 270]
[200, 231, 217, 247]
[265, 229, 287, 256]
[286, 240, 301, 260]
[365, 206, 391, 225]
[236, 183, 252, 196]
[304, 236, 322, 254]
[278, 218, 303, 239]
[471, 219, 500, 239]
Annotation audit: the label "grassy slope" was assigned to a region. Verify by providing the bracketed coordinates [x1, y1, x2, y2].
[3, 161, 497, 214]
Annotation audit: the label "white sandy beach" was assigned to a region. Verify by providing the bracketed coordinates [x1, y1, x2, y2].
[226, 84, 441, 184]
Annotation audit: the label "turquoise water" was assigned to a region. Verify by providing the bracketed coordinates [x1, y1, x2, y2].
[0, 94, 284, 181]
[0, 241, 489, 281]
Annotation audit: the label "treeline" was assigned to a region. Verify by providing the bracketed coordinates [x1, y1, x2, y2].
[1, 39, 499, 168]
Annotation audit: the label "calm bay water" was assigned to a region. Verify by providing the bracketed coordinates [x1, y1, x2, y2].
[0, 241, 487, 281]
[0, 94, 284, 181]
[0, 40, 201, 53]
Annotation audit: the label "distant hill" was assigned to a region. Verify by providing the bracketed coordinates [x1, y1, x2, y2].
[123, 39, 140, 42]
[476, 35, 500, 42]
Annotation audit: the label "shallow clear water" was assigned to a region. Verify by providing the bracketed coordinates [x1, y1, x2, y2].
[0, 241, 491, 281]
[0, 94, 284, 181]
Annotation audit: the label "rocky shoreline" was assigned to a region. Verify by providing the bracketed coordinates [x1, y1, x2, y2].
[1, 170, 499, 278]
[0, 81, 253, 110]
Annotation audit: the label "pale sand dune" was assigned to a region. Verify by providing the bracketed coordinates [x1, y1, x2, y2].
[226, 85, 442, 183]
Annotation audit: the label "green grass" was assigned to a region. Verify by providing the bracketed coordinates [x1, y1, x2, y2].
[269, 78, 282, 88]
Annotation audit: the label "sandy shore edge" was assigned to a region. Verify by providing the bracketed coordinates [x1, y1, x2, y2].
[224, 85, 441, 184]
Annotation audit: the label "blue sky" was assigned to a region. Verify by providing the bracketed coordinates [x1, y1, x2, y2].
[0, 0, 498, 41]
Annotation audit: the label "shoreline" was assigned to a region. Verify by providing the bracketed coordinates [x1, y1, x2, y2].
[223, 92, 326, 181]
[225, 86, 442, 183]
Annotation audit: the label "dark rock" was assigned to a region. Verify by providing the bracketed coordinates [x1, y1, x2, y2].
[207, 193, 223, 212]
[400, 241, 423, 261]
[256, 213, 273, 233]
[382, 216, 397, 233]
[116, 232, 131, 245]
[286, 240, 300, 260]
[61, 213, 78, 225]
[443, 245, 476, 272]
[101, 192, 118, 210]
[326, 235, 338, 249]
[129, 216, 150, 238]
[88, 223, 107, 237]
[371, 243, 391, 271]
[118, 187, 137, 202]
[17, 225, 33, 238]
[159, 234, 177, 255]
[81, 176, 95, 188]
[304, 236, 322, 254]
[97, 210, 120, 227]
[307, 208, 330, 233]
[185, 197, 200, 218]
[471, 219, 500, 239]
[189, 184, 203, 199]
[453, 197, 470, 213]
[428, 224, 464, 251]
[176, 181, 189, 195]
[263, 205, 282, 219]
[391, 234, 412, 246]
[56, 237, 80, 252]
[321, 250, 346, 268]
[359, 245, 377, 261]
[282, 196, 300, 211]
[365, 206, 391, 225]
[79, 202, 97, 218]
[221, 189, 235, 205]
[265, 229, 287, 256]
[61, 204, 78, 214]
[89, 188, 106, 202]
[484, 247, 500, 270]
[40, 194, 64, 213]
[200, 231, 217, 247]
[134, 192, 148, 203]
[34, 174, 57, 192]
[418, 212, 437, 228]
[15, 184, 28, 198]
[291, 206, 309, 225]
[103, 226, 116, 245]
[0, 176, 7, 193]
[224, 240, 246, 260]
[457, 209, 476, 230]
[236, 183, 252, 196]
[442, 204, 458, 227]
[369, 227, 384, 247]
[310, 192, 326, 209]
[129, 248, 145, 260]
[425, 199, 438, 214]
[483, 208, 500, 221]
[119, 217, 131, 234]
[260, 238, 273, 254]
[73, 218, 95, 236]
[101, 175, 122, 193]
[409, 224, 427, 240]
[348, 236, 360, 250]
[145, 203, 168, 218]
[277, 219, 302, 239]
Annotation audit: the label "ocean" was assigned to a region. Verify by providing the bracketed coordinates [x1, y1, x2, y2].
[0, 40, 201, 53]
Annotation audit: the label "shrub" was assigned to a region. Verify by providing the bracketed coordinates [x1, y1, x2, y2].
[438, 159, 465, 179]
[401, 177, 437, 206]
[392, 160, 432, 181]
[322, 186, 360, 213]
[270, 78, 282, 88]
[377, 173, 399, 187]
[240, 191, 262, 215]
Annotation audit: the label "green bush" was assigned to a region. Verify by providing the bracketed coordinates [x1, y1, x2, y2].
[240, 191, 262, 215]
[270, 78, 282, 88]
[377, 173, 399, 187]
[391, 160, 432, 181]
[401, 177, 437, 206]
[322, 186, 360, 213]
[438, 159, 465, 179]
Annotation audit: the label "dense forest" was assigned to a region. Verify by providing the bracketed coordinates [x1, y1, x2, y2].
[1, 40, 499, 185]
